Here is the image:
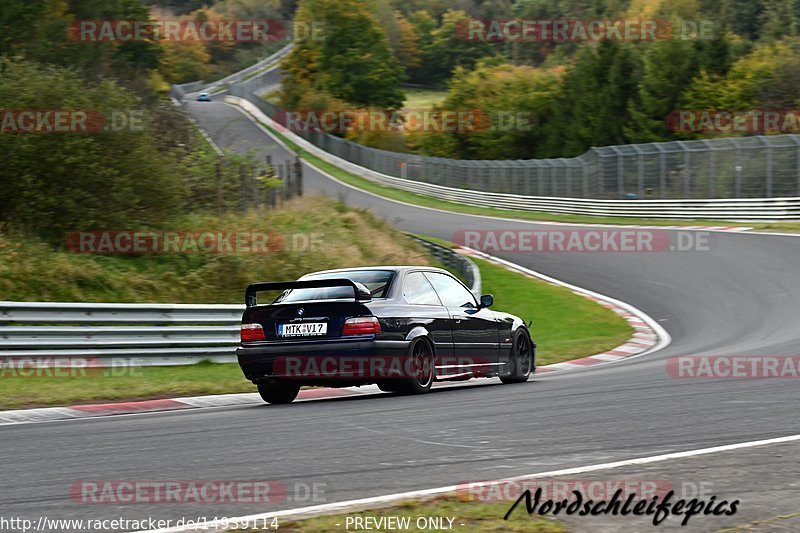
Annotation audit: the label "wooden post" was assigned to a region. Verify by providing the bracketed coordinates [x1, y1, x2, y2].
[294, 157, 303, 197]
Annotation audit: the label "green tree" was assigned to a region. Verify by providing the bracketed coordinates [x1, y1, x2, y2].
[0, 60, 185, 243]
[415, 59, 563, 160]
[159, 42, 211, 84]
[416, 9, 496, 85]
[721, 0, 765, 40]
[547, 41, 642, 156]
[627, 39, 700, 142]
[684, 39, 800, 110]
[281, 0, 405, 109]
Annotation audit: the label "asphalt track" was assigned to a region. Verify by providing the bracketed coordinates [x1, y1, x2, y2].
[2, 99, 800, 532]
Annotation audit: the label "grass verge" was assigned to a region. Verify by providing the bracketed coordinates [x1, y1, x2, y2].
[0, 361, 253, 410]
[0, 196, 429, 303]
[247, 496, 568, 532]
[258, 120, 800, 233]
[472, 256, 632, 365]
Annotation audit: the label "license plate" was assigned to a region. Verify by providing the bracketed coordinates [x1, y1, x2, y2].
[278, 322, 327, 337]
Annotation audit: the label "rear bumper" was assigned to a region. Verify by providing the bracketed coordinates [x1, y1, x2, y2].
[237, 338, 411, 383]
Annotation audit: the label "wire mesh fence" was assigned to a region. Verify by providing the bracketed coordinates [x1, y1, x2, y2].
[228, 70, 800, 201]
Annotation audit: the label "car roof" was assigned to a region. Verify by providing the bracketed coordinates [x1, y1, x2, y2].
[302, 266, 451, 277]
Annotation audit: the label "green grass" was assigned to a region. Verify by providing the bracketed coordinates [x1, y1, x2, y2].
[260, 121, 800, 233]
[250, 496, 569, 532]
[0, 361, 253, 410]
[0, 197, 430, 303]
[473, 257, 632, 365]
[402, 87, 449, 111]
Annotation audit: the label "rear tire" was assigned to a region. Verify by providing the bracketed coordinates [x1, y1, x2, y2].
[500, 330, 533, 384]
[396, 339, 434, 395]
[257, 379, 301, 404]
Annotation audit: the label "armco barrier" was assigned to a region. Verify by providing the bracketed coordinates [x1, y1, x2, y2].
[408, 236, 481, 298]
[0, 238, 481, 367]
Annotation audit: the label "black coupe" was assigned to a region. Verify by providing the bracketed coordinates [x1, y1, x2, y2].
[237, 266, 535, 404]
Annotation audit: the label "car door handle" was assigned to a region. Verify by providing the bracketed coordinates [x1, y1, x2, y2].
[455, 319, 462, 324]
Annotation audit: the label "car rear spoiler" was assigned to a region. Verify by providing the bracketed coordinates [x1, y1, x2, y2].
[245, 279, 372, 307]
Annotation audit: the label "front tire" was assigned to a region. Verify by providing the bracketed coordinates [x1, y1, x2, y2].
[501, 330, 533, 384]
[377, 381, 401, 393]
[397, 339, 434, 395]
[257, 379, 301, 404]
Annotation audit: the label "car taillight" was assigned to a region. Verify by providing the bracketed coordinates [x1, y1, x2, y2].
[342, 317, 381, 336]
[241, 323, 266, 342]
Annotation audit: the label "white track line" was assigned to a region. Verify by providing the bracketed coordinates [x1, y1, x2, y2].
[139, 433, 800, 532]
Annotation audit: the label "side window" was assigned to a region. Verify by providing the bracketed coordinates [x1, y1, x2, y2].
[425, 272, 477, 308]
[403, 272, 442, 306]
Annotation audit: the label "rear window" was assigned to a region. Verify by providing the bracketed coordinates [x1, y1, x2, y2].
[274, 270, 395, 303]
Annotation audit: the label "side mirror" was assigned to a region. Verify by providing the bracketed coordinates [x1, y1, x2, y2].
[479, 294, 494, 309]
[353, 282, 373, 301]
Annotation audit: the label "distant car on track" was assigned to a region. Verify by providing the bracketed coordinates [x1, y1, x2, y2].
[196, 92, 211, 102]
[237, 266, 535, 404]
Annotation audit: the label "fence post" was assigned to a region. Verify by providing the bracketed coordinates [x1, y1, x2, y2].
[636, 149, 644, 198]
[734, 142, 742, 198]
[685, 152, 691, 197]
[796, 142, 800, 196]
[294, 157, 303, 197]
[582, 162, 589, 198]
[252, 167, 261, 211]
[708, 144, 716, 198]
[766, 142, 773, 198]
[284, 161, 292, 201]
[275, 164, 284, 207]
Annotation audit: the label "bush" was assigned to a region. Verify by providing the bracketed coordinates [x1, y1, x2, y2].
[0, 59, 186, 244]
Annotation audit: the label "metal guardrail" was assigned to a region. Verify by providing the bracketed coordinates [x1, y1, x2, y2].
[408, 236, 482, 298]
[0, 238, 481, 367]
[0, 302, 244, 366]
